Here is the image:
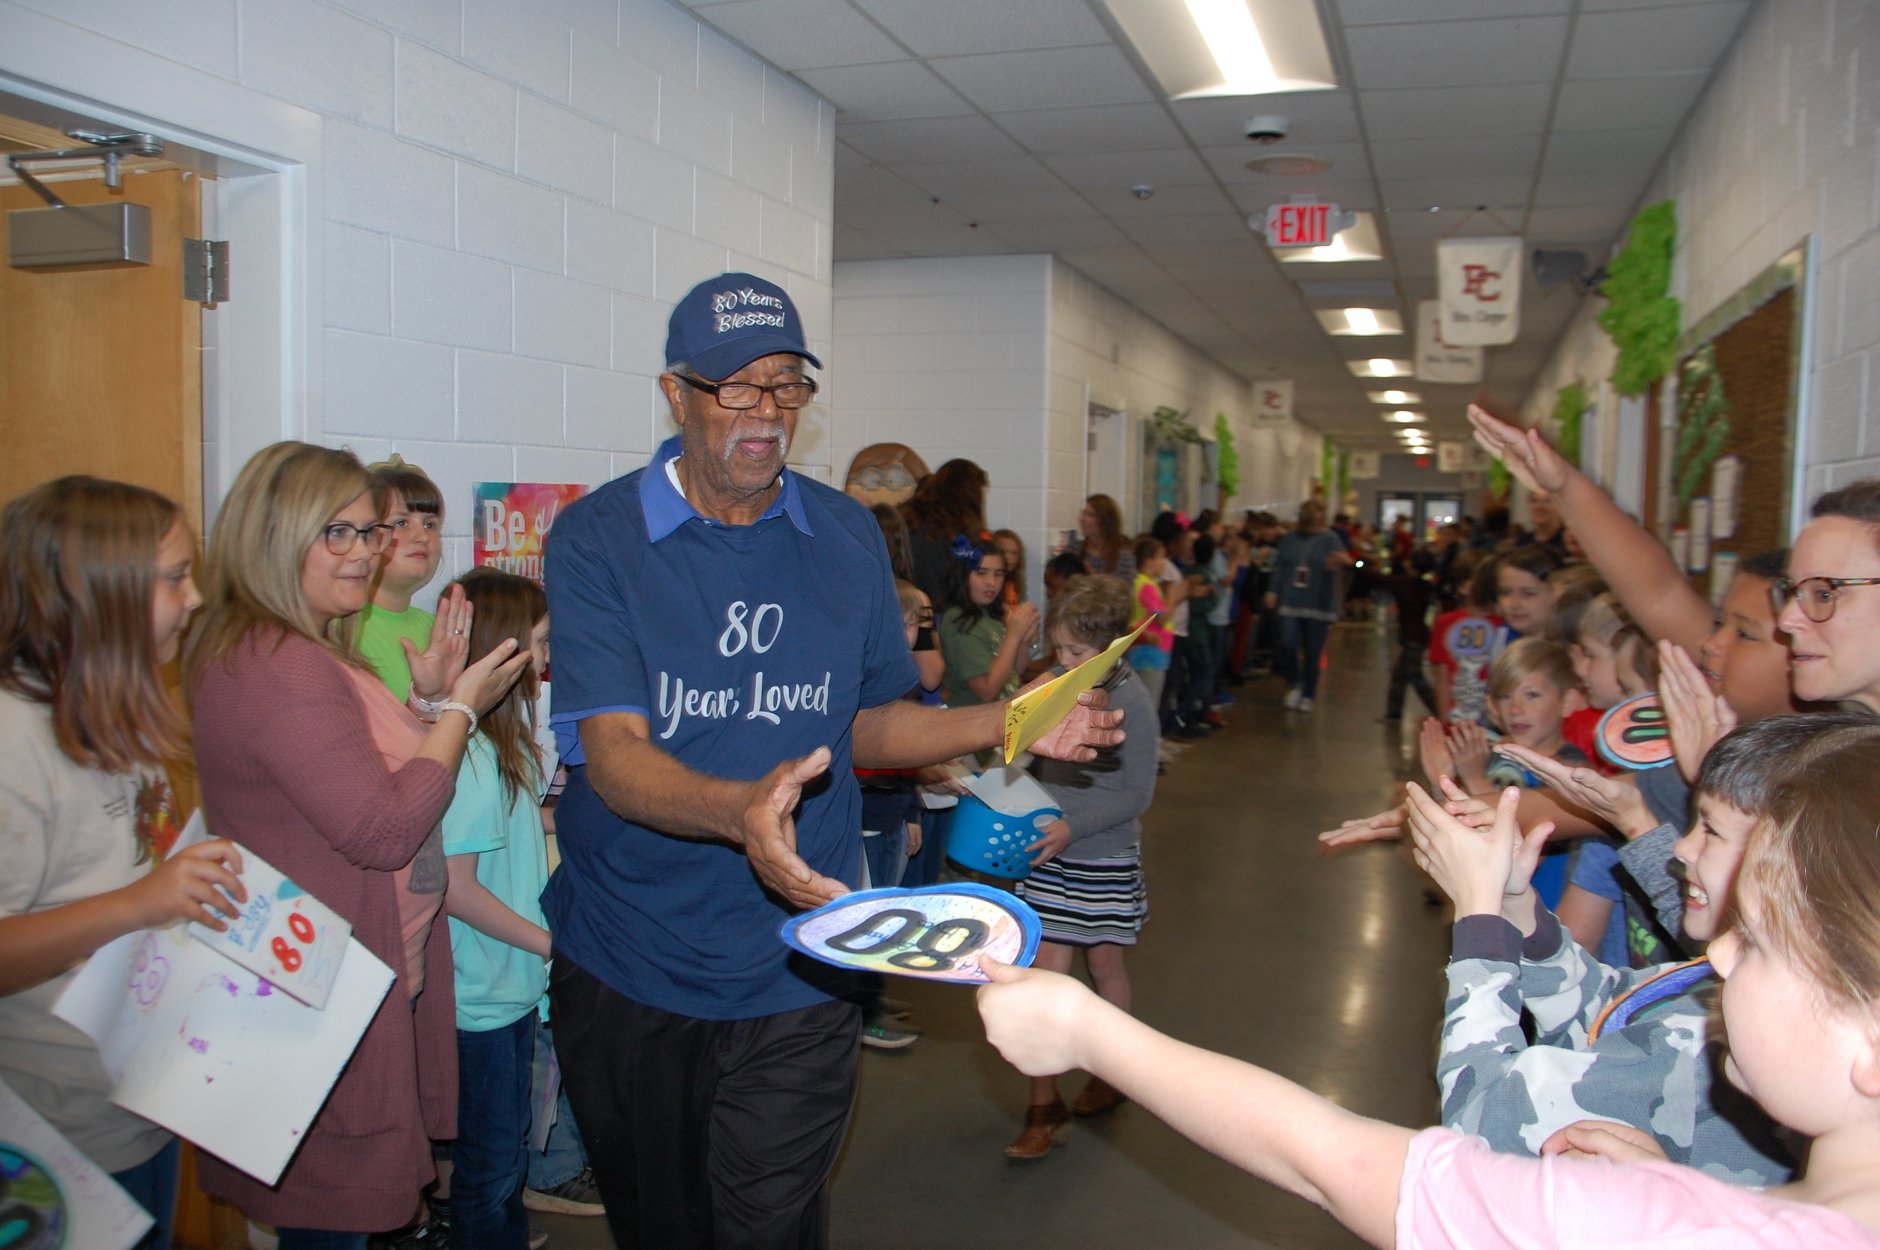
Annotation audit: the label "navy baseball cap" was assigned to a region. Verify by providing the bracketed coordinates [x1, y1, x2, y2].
[665, 272, 822, 380]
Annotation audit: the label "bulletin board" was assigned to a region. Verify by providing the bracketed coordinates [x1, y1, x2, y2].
[1653, 243, 1808, 590]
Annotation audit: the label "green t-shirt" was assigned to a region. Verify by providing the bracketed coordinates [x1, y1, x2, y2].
[442, 735, 549, 1031]
[938, 606, 1010, 707]
[355, 601, 435, 697]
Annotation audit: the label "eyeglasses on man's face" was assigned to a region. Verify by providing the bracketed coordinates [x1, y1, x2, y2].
[321, 521, 394, 556]
[678, 373, 819, 410]
[1770, 574, 1880, 623]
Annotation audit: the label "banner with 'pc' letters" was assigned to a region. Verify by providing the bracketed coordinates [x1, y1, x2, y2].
[1436, 236, 1522, 346]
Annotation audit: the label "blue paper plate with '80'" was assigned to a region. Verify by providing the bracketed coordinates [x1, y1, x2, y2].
[780, 884, 1041, 984]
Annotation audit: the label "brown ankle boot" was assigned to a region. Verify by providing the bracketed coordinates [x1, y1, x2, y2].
[1071, 1075, 1125, 1117]
[1003, 1098, 1071, 1159]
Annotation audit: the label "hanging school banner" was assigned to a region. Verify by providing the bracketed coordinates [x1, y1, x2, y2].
[1415, 300, 1484, 384]
[1252, 378, 1293, 426]
[472, 483, 589, 583]
[1437, 236, 1522, 345]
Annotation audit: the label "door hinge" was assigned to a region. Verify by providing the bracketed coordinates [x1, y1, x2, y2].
[182, 238, 229, 307]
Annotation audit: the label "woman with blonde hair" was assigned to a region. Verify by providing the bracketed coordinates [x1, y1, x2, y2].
[186, 442, 529, 1250]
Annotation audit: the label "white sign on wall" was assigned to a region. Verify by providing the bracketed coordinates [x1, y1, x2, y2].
[1253, 378, 1293, 425]
[1415, 301, 1483, 384]
[1437, 236, 1522, 345]
[1437, 441, 1467, 473]
[1348, 450, 1380, 480]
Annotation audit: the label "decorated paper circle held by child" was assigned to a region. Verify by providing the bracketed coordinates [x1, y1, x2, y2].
[1596, 692, 1674, 770]
[1443, 614, 1500, 667]
[0, 1146, 67, 1250]
[780, 884, 1041, 984]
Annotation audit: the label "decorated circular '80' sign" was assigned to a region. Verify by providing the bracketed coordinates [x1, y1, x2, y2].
[780, 884, 1041, 984]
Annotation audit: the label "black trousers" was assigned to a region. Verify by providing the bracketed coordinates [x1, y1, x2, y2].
[1387, 642, 1437, 718]
[548, 953, 862, 1250]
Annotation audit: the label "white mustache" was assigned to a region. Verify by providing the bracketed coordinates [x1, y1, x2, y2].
[724, 424, 789, 459]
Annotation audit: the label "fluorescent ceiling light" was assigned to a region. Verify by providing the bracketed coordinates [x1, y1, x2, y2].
[1397, 429, 1429, 440]
[1349, 358, 1413, 378]
[1369, 389, 1421, 405]
[1314, 307, 1402, 336]
[1381, 410, 1425, 423]
[1273, 213, 1383, 263]
[1094, 0, 1337, 98]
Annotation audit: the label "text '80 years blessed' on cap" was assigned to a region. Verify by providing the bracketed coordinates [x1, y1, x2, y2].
[665, 272, 823, 381]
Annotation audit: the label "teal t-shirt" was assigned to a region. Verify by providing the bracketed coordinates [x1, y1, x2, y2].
[442, 735, 549, 1031]
[355, 601, 436, 697]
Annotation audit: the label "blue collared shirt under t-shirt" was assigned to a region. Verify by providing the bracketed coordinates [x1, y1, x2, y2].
[543, 435, 919, 1021]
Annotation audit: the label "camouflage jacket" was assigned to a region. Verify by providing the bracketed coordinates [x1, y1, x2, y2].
[1437, 909, 1795, 1185]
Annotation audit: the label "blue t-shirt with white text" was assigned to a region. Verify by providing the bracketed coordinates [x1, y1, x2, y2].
[543, 436, 919, 1020]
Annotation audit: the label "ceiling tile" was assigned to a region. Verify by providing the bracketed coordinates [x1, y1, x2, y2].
[1040, 147, 1213, 191]
[942, 184, 1097, 219]
[854, 0, 1109, 57]
[839, 115, 1023, 164]
[832, 140, 873, 169]
[861, 223, 1017, 255]
[1118, 211, 1262, 246]
[1531, 164, 1651, 209]
[1540, 127, 1676, 176]
[690, 0, 905, 71]
[1359, 83, 1552, 139]
[892, 155, 1067, 198]
[834, 164, 960, 213]
[829, 223, 908, 261]
[1521, 204, 1630, 242]
[1566, 3, 1752, 78]
[1170, 90, 1362, 147]
[1095, 182, 1236, 217]
[1337, 0, 1569, 24]
[981, 217, 1129, 249]
[1380, 174, 1535, 212]
[794, 60, 972, 121]
[1553, 73, 1708, 132]
[1226, 178, 1379, 215]
[990, 103, 1186, 155]
[1345, 16, 1570, 90]
[1203, 140, 1370, 184]
[1370, 134, 1541, 180]
[927, 46, 1155, 112]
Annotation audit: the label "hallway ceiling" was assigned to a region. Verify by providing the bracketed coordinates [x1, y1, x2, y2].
[681, 0, 1752, 453]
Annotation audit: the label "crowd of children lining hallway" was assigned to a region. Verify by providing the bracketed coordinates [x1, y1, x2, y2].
[14, 403, 1880, 1250]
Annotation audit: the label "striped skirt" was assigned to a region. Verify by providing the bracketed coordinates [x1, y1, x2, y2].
[1017, 852, 1147, 946]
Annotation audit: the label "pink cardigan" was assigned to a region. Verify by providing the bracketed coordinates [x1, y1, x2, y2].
[191, 630, 457, 1231]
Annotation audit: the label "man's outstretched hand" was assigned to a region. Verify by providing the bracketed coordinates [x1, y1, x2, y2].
[739, 747, 847, 909]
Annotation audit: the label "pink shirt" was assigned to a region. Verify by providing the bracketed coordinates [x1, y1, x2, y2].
[1398, 1129, 1879, 1249]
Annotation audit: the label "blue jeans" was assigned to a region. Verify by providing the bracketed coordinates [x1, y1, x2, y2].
[1278, 616, 1332, 698]
[526, 1019, 586, 1191]
[111, 1138, 178, 1250]
[454, 1014, 535, 1250]
[861, 826, 908, 890]
[276, 1232, 367, 1250]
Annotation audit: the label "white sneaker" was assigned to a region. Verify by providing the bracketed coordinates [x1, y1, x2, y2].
[1298, 697, 1315, 713]
[1282, 687, 1302, 710]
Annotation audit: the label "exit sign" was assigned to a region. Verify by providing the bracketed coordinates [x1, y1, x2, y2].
[1264, 199, 1339, 249]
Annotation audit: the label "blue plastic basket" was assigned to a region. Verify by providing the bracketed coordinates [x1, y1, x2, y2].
[944, 791, 1059, 880]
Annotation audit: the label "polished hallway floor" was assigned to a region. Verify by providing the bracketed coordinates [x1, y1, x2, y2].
[535, 621, 1452, 1250]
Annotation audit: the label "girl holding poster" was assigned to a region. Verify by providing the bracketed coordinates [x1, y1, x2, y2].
[186, 443, 529, 1249]
[0, 476, 247, 1250]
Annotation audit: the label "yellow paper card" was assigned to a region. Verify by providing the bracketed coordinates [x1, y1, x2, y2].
[1002, 617, 1152, 763]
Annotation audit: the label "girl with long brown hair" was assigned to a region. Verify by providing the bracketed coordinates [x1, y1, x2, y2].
[437, 567, 555, 1250]
[0, 476, 245, 1250]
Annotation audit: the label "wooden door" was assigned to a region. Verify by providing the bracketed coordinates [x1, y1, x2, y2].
[0, 167, 203, 536]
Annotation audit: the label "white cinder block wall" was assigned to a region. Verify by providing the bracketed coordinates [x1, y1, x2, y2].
[830, 255, 1053, 600]
[0, 0, 836, 593]
[832, 255, 1322, 603]
[1523, 0, 1880, 506]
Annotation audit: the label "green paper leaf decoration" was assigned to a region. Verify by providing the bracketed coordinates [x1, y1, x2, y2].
[1214, 412, 1240, 498]
[1597, 201, 1681, 397]
[1553, 381, 1587, 465]
[1673, 344, 1730, 509]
